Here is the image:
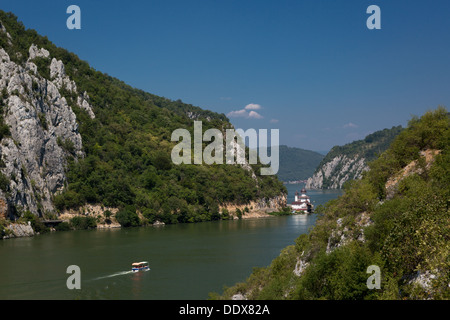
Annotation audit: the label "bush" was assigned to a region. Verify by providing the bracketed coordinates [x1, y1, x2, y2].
[293, 243, 383, 300]
[221, 208, 230, 220]
[53, 190, 83, 211]
[55, 221, 71, 231]
[33, 56, 51, 79]
[23, 211, 49, 234]
[115, 206, 141, 227]
[0, 223, 5, 238]
[69, 216, 97, 230]
[269, 207, 292, 216]
[0, 172, 10, 192]
[235, 208, 242, 219]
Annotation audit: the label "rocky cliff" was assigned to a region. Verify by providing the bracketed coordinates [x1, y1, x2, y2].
[305, 154, 368, 189]
[306, 126, 403, 189]
[0, 32, 95, 217]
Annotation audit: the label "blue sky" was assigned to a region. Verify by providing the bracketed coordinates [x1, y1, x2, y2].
[2, 0, 450, 152]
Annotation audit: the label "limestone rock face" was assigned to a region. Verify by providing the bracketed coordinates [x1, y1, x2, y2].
[28, 44, 49, 60]
[305, 126, 402, 189]
[6, 223, 35, 238]
[306, 155, 368, 189]
[0, 23, 95, 217]
[325, 212, 373, 254]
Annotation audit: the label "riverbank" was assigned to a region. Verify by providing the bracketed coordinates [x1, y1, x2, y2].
[1, 222, 35, 239]
[1, 202, 291, 240]
[1, 188, 342, 241]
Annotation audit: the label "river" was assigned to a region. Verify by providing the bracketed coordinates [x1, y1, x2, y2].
[0, 185, 343, 300]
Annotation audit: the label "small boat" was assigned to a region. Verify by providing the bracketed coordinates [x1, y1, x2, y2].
[131, 261, 150, 272]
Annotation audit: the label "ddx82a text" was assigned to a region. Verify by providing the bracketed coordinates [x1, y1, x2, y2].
[224, 304, 270, 315]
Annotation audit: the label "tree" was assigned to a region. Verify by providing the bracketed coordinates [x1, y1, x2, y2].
[115, 206, 140, 227]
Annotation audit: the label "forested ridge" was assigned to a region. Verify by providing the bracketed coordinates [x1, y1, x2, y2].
[0, 11, 286, 227]
[214, 108, 450, 300]
[276, 145, 324, 182]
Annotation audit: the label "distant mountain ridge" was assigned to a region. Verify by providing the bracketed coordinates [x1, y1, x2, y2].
[277, 145, 324, 182]
[306, 126, 403, 189]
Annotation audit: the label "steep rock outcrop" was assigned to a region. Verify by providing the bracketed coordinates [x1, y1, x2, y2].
[306, 155, 368, 189]
[0, 23, 96, 217]
[306, 126, 403, 189]
[5, 222, 34, 238]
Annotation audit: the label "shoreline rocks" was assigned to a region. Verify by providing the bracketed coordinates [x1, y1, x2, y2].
[3, 222, 34, 239]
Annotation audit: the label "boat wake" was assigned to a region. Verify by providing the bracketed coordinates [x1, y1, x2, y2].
[91, 270, 134, 281]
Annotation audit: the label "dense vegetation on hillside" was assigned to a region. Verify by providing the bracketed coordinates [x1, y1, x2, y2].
[276, 145, 324, 182]
[0, 11, 286, 224]
[214, 108, 449, 300]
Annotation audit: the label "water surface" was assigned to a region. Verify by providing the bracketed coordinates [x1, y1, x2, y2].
[0, 186, 342, 300]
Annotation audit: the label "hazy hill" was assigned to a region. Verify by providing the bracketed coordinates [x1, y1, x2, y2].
[277, 145, 324, 182]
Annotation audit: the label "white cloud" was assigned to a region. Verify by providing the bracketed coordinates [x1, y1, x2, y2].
[270, 118, 279, 123]
[227, 109, 248, 118]
[244, 103, 262, 110]
[248, 111, 263, 119]
[343, 122, 358, 129]
[227, 103, 264, 119]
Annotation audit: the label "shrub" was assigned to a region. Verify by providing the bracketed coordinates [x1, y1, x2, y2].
[53, 190, 83, 211]
[0, 172, 10, 192]
[235, 208, 242, 219]
[55, 221, 71, 231]
[69, 216, 97, 230]
[23, 211, 49, 233]
[33, 56, 50, 79]
[220, 208, 231, 220]
[115, 206, 141, 227]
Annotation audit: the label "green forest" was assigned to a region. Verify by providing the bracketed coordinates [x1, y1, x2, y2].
[214, 107, 450, 300]
[276, 145, 324, 182]
[0, 11, 286, 225]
